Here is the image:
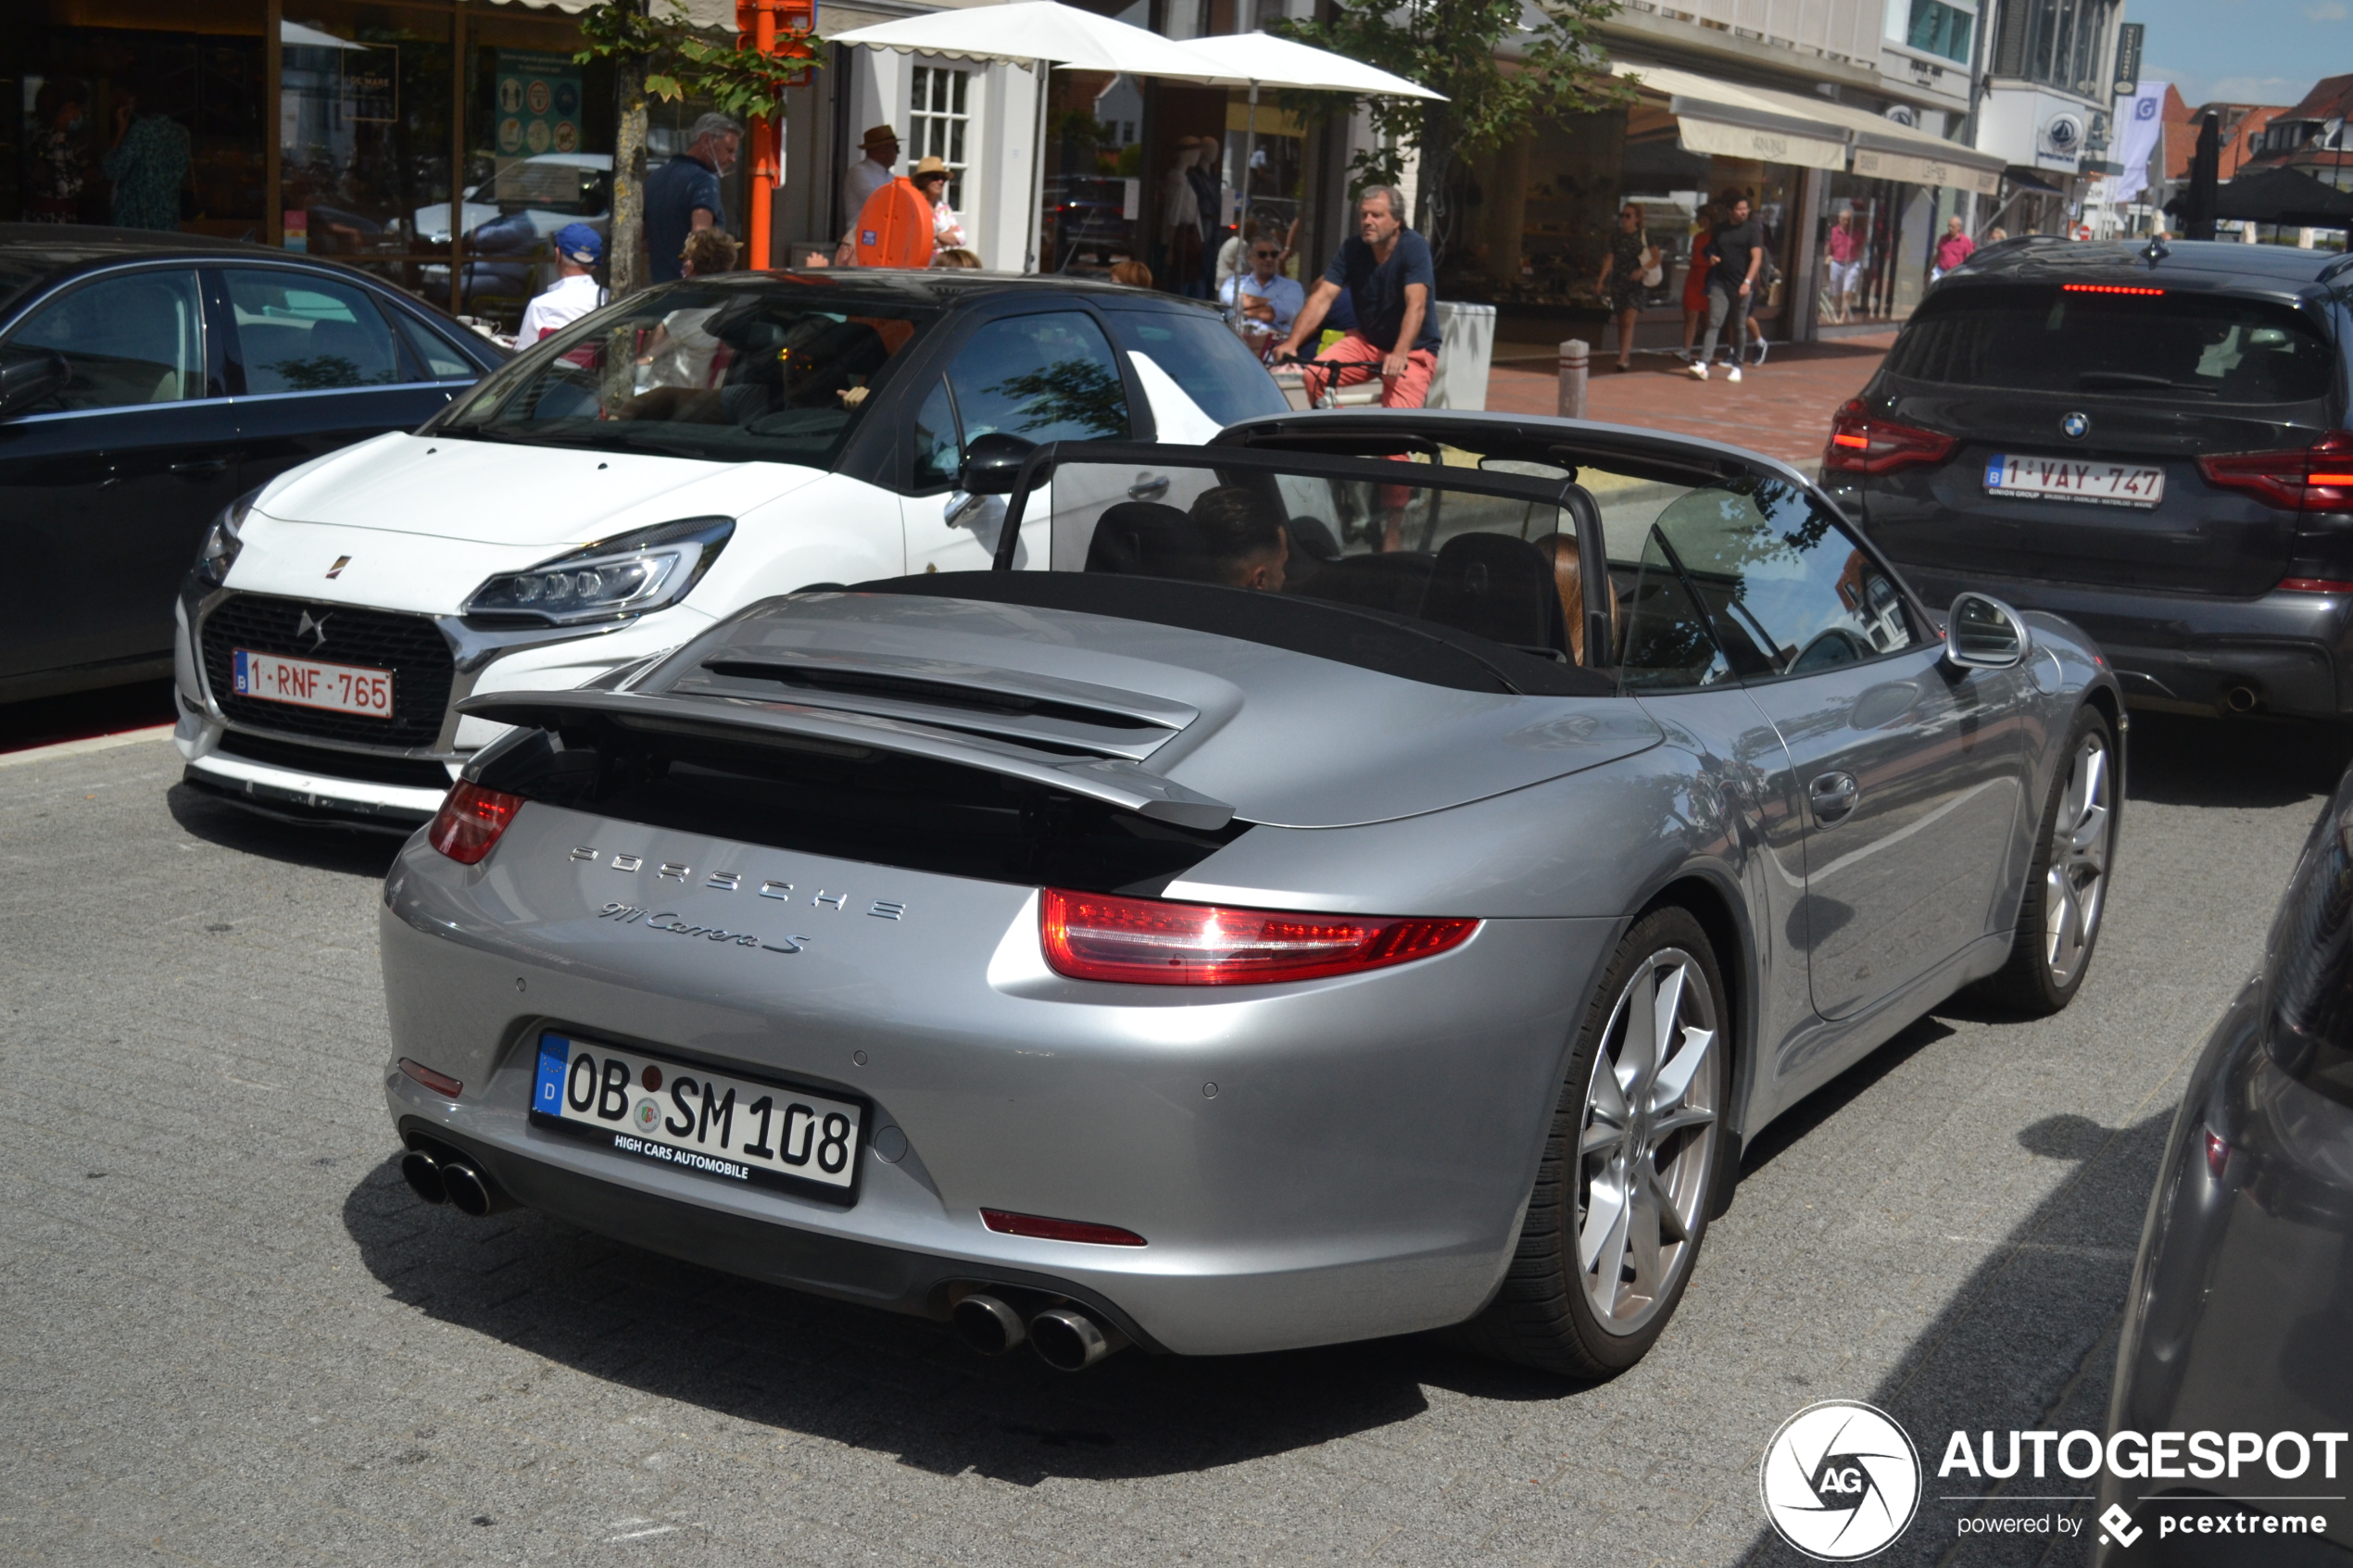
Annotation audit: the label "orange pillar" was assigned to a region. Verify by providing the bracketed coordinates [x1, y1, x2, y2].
[737, 0, 816, 271]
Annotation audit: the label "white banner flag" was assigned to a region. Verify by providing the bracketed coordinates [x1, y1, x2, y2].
[2115, 82, 2167, 202]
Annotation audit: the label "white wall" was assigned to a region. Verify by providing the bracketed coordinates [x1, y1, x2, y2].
[841, 46, 1040, 271]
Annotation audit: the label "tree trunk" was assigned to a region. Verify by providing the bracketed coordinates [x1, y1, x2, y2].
[609, 13, 650, 297]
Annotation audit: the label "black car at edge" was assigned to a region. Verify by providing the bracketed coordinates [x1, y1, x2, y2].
[1821, 237, 2353, 722]
[0, 225, 505, 705]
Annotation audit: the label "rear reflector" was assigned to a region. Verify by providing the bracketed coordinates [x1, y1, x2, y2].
[2280, 579, 2353, 595]
[2063, 283, 2165, 296]
[981, 1209, 1147, 1247]
[1039, 887, 1477, 986]
[1821, 398, 1958, 475]
[398, 1058, 464, 1098]
[427, 780, 525, 864]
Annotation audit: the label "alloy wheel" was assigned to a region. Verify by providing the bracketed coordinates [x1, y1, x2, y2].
[1576, 947, 1721, 1336]
[2044, 733, 2111, 987]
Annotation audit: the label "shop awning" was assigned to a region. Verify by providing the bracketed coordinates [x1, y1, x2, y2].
[1614, 62, 2005, 191]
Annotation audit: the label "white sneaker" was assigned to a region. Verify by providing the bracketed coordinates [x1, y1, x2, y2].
[1727, 365, 1743, 383]
[1686, 362, 1708, 381]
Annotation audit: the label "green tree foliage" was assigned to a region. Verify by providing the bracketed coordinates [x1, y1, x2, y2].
[1275, 0, 1629, 256]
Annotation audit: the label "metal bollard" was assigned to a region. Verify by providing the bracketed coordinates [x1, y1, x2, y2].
[1558, 339, 1590, 421]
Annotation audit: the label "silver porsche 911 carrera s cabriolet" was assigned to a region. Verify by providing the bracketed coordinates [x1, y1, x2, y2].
[378, 409, 2121, 1377]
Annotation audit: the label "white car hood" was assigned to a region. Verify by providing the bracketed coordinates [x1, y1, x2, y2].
[258, 432, 823, 548]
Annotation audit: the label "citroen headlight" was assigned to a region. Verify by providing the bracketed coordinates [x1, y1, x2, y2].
[461, 516, 736, 627]
[194, 488, 260, 588]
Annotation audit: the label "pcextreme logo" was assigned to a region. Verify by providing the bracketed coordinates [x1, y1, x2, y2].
[1760, 1401, 1923, 1561]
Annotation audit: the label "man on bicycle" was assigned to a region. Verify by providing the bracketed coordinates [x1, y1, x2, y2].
[1275, 185, 1440, 408]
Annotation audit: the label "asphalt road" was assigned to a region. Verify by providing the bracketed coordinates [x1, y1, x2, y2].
[1, 714, 2340, 1568]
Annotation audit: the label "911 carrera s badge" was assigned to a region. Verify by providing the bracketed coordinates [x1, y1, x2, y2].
[2060, 411, 2090, 440]
[598, 902, 809, 955]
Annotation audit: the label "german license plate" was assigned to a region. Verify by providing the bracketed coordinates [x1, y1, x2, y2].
[529, 1032, 864, 1204]
[1984, 454, 2166, 507]
[232, 648, 395, 718]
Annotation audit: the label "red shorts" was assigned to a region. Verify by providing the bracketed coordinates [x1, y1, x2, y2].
[1299, 331, 1438, 409]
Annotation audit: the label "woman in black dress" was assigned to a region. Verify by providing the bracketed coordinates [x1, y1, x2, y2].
[1593, 203, 1652, 371]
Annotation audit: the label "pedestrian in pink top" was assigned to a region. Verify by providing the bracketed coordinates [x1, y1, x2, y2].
[1931, 215, 1974, 280]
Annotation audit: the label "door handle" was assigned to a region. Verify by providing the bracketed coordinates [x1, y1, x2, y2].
[1127, 472, 1169, 501]
[170, 458, 229, 480]
[1807, 771, 1861, 824]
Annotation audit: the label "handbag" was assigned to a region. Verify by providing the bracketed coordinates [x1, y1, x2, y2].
[1638, 245, 1664, 289]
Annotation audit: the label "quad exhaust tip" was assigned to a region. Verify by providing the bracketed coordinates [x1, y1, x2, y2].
[398, 1141, 511, 1217]
[1028, 1306, 1128, 1372]
[951, 1293, 1027, 1356]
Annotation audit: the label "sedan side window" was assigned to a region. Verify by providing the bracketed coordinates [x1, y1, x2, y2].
[3, 269, 205, 411]
[1652, 479, 1916, 676]
[222, 269, 405, 394]
[948, 311, 1130, 449]
[388, 309, 480, 380]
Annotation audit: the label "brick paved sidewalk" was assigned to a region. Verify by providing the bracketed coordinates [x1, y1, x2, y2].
[1482, 332, 1897, 473]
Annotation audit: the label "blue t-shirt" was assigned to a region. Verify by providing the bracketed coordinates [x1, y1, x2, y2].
[1322, 230, 1440, 353]
[646, 153, 724, 283]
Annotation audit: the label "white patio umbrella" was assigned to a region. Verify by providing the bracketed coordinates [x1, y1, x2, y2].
[834, 0, 1236, 270]
[1180, 31, 1444, 235]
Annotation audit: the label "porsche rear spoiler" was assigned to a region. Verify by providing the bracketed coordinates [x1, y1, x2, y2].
[457, 687, 1237, 831]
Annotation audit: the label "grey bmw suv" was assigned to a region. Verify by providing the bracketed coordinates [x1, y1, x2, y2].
[1821, 238, 2353, 721]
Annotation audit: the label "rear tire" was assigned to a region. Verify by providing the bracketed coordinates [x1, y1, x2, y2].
[1461, 906, 1731, 1377]
[1972, 705, 2116, 1017]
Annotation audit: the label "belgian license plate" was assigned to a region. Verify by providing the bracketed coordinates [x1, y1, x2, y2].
[1984, 454, 2166, 507]
[232, 648, 395, 718]
[529, 1032, 864, 1204]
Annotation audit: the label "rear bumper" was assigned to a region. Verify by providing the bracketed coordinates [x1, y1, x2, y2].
[1897, 563, 2353, 719]
[378, 819, 1620, 1358]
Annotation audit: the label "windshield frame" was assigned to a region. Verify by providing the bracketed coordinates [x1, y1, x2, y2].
[989, 438, 1617, 671]
[421, 278, 940, 468]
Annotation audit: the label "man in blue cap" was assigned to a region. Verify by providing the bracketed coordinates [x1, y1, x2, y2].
[519, 222, 609, 342]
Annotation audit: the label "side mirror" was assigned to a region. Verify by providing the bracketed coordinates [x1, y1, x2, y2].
[0, 351, 69, 418]
[958, 432, 1038, 495]
[1944, 591, 2030, 670]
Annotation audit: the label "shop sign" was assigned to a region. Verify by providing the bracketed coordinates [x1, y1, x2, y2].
[2112, 22, 2145, 98]
[345, 45, 397, 125]
[1852, 146, 2002, 195]
[497, 49, 584, 158]
[1677, 116, 1845, 170]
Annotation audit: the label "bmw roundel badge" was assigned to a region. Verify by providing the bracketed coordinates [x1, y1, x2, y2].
[2061, 411, 2090, 440]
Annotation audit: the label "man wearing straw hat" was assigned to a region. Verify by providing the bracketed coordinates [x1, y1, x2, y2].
[834, 124, 901, 266]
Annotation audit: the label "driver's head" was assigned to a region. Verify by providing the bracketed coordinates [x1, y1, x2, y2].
[1188, 486, 1288, 592]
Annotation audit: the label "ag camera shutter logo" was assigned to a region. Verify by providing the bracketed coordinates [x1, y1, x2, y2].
[1760, 1400, 1922, 1560]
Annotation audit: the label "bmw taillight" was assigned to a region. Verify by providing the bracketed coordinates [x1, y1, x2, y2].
[427, 780, 525, 864]
[1822, 399, 1958, 475]
[2198, 431, 2353, 514]
[1038, 888, 1478, 986]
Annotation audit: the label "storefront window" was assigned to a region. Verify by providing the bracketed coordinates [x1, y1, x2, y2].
[910, 65, 970, 210]
[1820, 175, 1937, 324]
[451, 8, 613, 330]
[13, 7, 266, 234]
[280, 2, 453, 299]
[1449, 102, 1797, 346]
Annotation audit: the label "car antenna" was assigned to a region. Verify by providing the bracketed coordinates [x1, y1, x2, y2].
[2140, 233, 2170, 268]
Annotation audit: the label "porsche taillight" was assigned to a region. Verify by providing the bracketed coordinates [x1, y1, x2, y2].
[1038, 888, 1477, 986]
[2198, 431, 2353, 514]
[427, 781, 525, 864]
[1822, 399, 1958, 475]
